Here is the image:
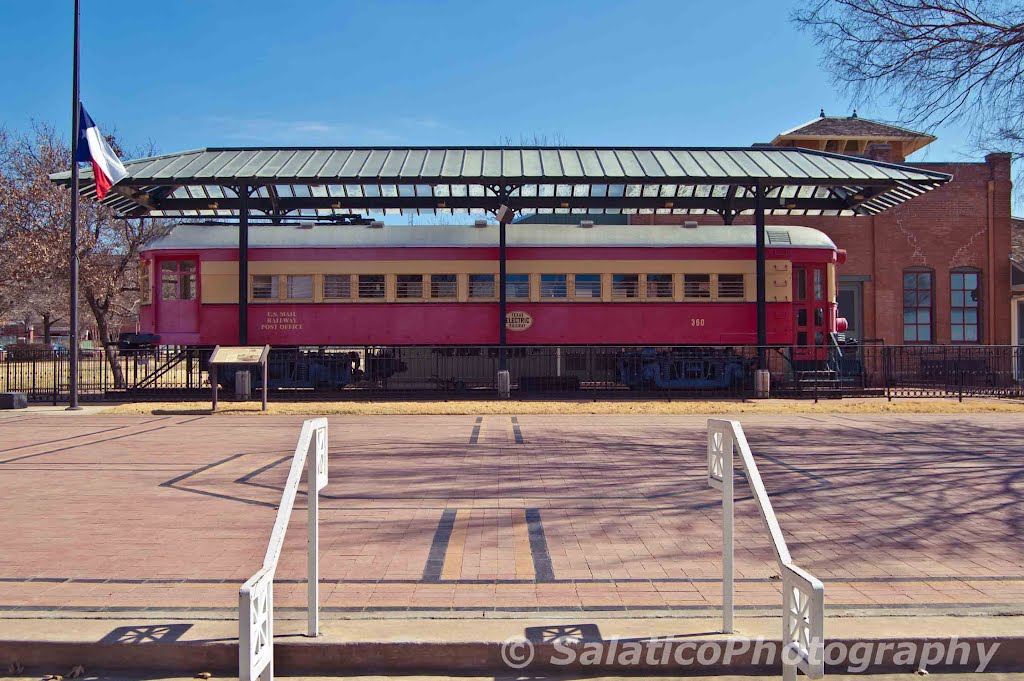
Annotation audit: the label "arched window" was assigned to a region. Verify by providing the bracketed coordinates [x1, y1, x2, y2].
[950, 267, 981, 343]
[903, 268, 933, 343]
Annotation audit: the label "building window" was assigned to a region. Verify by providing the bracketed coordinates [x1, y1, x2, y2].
[252, 275, 278, 300]
[161, 260, 196, 301]
[396, 274, 424, 299]
[646, 274, 673, 298]
[323, 274, 351, 299]
[506, 274, 530, 299]
[469, 274, 495, 298]
[683, 274, 711, 298]
[286, 275, 313, 300]
[902, 269, 933, 343]
[541, 274, 568, 298]
[718, 274, 745, 298]
[951, 268, 981, 343]
[612, 274, 640, 299]
[574, 274, 601, 298]
[430, 274, 457, 298]
[358, 274, 386, 299]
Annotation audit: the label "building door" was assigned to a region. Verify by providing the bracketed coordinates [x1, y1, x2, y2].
[793, 265, 828, 361]
[156, 258, 199, 334]
[837, 281, 863, 340]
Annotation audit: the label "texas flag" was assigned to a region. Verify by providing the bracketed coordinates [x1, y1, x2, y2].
[75, 104, 128, 200]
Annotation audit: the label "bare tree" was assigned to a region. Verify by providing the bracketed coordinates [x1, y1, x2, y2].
[0, 123, 166, 386]
[792, 1, 1024, 156]
[497, 132, 569, 147]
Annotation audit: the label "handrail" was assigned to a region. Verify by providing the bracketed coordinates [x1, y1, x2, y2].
[240, 417, 328, 681]
[708, 419, 824, 680]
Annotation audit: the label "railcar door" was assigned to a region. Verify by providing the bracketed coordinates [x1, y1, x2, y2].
[156, 258, 199, 334]
[792, 265, 828, 362]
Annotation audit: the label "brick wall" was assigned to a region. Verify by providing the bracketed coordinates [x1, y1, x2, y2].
[632, 153, 1013, 344]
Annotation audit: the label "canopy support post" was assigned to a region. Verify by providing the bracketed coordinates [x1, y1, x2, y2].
[498, 212, 508, 371]
[755, 181, 767, 369]
[238, 185, 250, 345]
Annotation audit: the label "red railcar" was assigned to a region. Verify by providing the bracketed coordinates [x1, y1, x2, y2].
[138, 222, 846, 352]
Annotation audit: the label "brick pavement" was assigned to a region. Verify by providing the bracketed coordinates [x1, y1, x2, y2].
[0, 412, 1022, 616]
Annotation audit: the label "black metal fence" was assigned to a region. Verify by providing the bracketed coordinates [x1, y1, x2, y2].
[1, 343, 1022, 402]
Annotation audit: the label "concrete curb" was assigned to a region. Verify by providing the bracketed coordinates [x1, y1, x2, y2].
[2, 635, 1022, 675]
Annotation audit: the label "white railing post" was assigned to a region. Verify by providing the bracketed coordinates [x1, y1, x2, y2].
[239, 418, 328, 681]
[307, 421, 328, 637]
[240, 569, 273, 681]
[707, 418, 824, 680]
[707, 420, 734, 633]
[783, 564, 825, 681]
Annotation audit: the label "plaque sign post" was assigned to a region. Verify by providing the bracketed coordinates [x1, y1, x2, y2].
[210, 345, 271, 412]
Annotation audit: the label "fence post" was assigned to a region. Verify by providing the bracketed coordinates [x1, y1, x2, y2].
[958, 347, 964, 403]
[884, 346, 891, 401]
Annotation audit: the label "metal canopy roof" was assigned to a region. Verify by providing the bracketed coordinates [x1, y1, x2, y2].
[51, 145, 952, 221]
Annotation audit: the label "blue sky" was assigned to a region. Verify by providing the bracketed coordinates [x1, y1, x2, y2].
[0, 0, 978, 162]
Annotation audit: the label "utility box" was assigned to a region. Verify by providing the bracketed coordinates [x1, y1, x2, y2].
[497, 370, 511, 399]
[0, 392, 28, 410]
[235, 370, 252, 400]
[754, 369, 771, 398]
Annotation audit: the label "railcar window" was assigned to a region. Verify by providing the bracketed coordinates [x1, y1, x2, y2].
[286, 275, 313, 300]
[683, 274, 711, 298]
[179, 271, 196, 300]
[469, 274, 495, 298]
[574, 274, 601, 298]
[646, 274, 673, 298]
[397, 274, 424, 298]
[252, 275, 278, 300]
[506, 274, 530, 299]
[430, 274, 457, 298]
[161, 260, 197, 301]
[612, 274, 640, 299]
[161, 262, 177, 300]
[718, 274, 745, 298]
[140, 261, 151, 304]
[323, 274, 351, 299]
[796, 270, 807, 301]
[358, 274, 386, 299]
[814, 269, 824, 300]
[541, 274, 568, 298]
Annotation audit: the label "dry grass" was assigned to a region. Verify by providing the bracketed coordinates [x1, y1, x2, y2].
[100, 397, 1024, 416]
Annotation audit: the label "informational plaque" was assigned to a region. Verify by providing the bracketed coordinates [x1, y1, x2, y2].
[210, 345, 270, 365]
[209, 345, 271, 411]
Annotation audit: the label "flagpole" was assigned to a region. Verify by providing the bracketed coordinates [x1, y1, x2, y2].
[68, 0, 81, 411]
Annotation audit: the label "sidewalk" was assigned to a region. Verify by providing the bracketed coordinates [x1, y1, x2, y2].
[1, 614, 1022, 674]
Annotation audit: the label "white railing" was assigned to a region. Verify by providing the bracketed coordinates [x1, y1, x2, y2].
[707, 419, 825, 680]
[240, 417, 328, 681]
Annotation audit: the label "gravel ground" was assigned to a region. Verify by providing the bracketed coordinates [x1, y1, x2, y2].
[99, 397, 1024, 416]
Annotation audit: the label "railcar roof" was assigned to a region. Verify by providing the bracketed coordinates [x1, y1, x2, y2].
[142, 223, 837, 251]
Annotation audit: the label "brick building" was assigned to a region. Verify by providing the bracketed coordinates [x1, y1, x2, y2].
[633, 112, 1014, 345]
[1011, 218, 1024, 347]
